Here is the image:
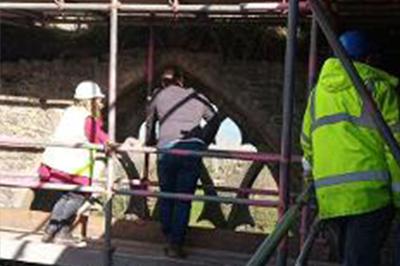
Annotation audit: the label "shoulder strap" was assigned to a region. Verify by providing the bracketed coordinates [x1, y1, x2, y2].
[158, 91, 198, 126]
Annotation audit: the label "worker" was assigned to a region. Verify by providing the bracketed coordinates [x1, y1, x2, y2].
[39, 81, 110, 244]
[301, 30, 399, 266]
[147, 66, 219, 258]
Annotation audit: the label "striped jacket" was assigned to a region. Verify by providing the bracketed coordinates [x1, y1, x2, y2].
[301, 58, 400, 219]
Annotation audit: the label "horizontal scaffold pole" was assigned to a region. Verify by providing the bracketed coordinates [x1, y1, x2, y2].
[144, 180, 280, 196]
[0, 174, 279, 207]
[116, 188, 279, 207]
[0, 136, 302, 163]
[0, 2, 309, 12]
[0, 174, 104, 193]
[0, 173, 280, 196]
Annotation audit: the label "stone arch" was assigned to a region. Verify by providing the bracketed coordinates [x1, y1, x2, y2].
[115, 49, 281, 154]
[115, 50, 288, 228]
[0, 49, 300, 157]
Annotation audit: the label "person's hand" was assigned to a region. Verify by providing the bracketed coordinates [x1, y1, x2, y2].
[302, 157, 313, 181]
[121, 137, 143, 150]
[105, 141, 120, 155]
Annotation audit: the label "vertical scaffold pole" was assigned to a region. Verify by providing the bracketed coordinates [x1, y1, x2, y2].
[307, 16, 318, 92]
[277, 0, 299, 265]
[299, 15, 318, 249]
[104, 0, 118, 264]
[143, 25, 154, 183]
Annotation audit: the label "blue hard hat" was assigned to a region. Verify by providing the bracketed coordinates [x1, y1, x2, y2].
[339, 31, 371, 59]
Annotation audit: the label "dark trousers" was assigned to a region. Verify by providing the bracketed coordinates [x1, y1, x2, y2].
[331, 205, 393, 266]
[46, 192, 86, 234]
[395, 220, 400, 266]
[157, 141, 204, 246]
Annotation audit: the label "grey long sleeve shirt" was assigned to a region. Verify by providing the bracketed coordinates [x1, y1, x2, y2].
[147, 85, 216, 147]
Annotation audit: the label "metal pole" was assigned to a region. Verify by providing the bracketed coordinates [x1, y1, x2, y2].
[246, 185, 312, 266]
[0, 137, 302, 163]
[0, 175, 104, 193]
[152, 147, 301, 162]
[299, 15, 318, 249]
[0, 174, 279, 196]
[0, 178, 279, 207]
[295, 219, 322, 266]
[307, 16, 318, 92]
[143, 25, 154, 184]
[299, 197, 312, 249]
[0, 2, 309, 12]
[104, 0, 118, 264]
[277, 0, 299, 265]
[116, 189, 279, 207]
[142, 180, 280, 196]
[308, 0, 400, 168]
[0, 137, 104, 150]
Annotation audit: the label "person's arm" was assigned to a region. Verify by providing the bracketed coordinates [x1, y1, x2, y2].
[85, 116, 109, 145]
[372, 80, 400, 142]
[201, 112, 225, 145]
[301, 89, 314, 166]
[373, 80, 400, 132]
[145, 91, 158, 146]
[373, 79, 400, 205]
[196, 93, 221, 145]
[198, 94, 217, 122]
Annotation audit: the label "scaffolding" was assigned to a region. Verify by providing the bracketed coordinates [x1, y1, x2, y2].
[1, 0, 400, 266]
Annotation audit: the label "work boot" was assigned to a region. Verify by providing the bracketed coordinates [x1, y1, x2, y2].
[41, 223, 58, 243]
[41, 231, 55, 243]
[164, 244, 187, 259]
[54, 226, 81, 245]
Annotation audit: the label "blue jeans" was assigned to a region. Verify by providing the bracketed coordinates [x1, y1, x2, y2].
[332, 205, 393, 266]
[46, 192, 86, 234]
[157, 140, 204, 245]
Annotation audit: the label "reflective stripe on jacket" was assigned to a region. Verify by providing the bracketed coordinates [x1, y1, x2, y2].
[301, 58, 400, 219]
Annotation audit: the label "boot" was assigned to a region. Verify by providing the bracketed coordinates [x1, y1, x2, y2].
[41, 222, 59, 243]
[42, 231, 55, 243]
[54, 225, 81, 245]
[164, 243, 187, 259]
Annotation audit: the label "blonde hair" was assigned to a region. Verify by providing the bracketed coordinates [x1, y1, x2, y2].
[74, 99, 102, 118]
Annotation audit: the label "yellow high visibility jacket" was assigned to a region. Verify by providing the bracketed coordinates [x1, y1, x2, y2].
[301, 58, 400, 219]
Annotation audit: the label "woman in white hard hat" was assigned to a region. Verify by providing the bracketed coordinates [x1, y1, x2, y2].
[39, 80, 110, 244]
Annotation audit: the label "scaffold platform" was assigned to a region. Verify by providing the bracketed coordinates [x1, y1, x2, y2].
[0, 208, 341, 266]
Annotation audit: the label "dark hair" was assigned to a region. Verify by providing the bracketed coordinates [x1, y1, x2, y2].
[161, 65, 183, 87]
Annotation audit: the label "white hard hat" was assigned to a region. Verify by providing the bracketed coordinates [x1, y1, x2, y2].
[74, 81, 105, 100]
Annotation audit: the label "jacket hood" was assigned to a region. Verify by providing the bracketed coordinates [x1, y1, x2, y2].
[317, 58, 398, 93]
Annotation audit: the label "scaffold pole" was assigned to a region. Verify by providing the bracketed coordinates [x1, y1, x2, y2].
[246, 184, 312, 266]
[276, 0, 299, 265]
[142, 25, 155, 186]
[299, 15, 319, 249]
[0, 2, 309, 13]
[103, 0, 118, 263]
[0, 136, 302, 163]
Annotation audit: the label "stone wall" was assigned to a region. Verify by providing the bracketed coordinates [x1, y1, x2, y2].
[0, 49, 308, 208]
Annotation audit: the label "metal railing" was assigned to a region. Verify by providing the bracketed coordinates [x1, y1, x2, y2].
[0, 137, 300, 265]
